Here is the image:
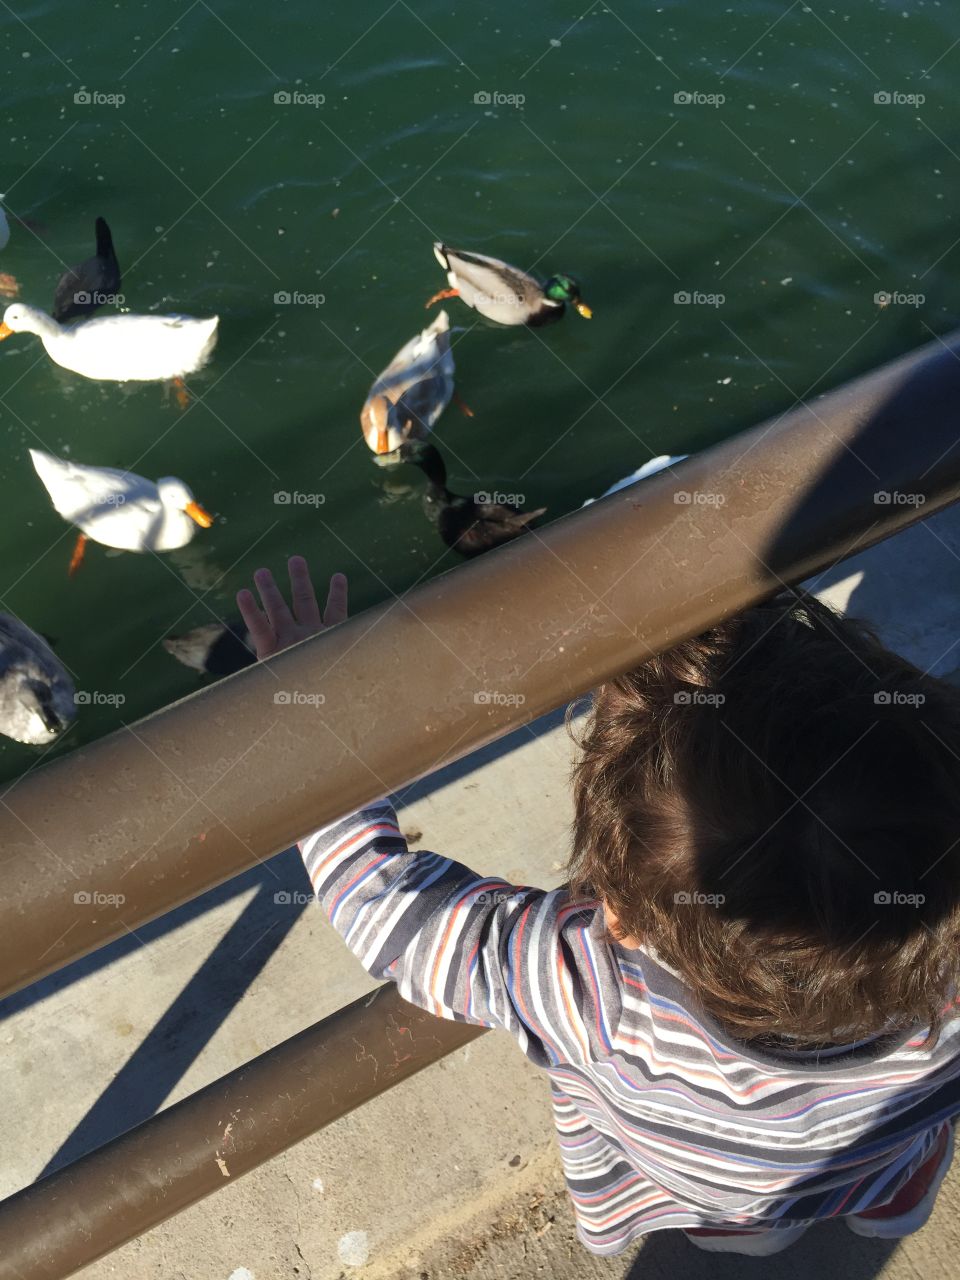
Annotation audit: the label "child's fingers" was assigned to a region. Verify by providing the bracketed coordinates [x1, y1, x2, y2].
[323, 572, 349, 626]
[236, 587, 275, 657]
[253, 566, 294, 636]
[288, 555, 322, 630]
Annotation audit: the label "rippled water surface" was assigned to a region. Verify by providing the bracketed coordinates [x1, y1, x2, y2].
[0, 0, 957, 774]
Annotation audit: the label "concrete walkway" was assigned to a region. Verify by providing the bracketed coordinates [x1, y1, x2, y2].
[3, 501, 960, 1280]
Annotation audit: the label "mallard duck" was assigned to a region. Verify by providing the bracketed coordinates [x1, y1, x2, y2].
[428, 243, 591, 327]
[162, 620, 255, 677]
[0, 201, 18, 299]
[29, 448, 214, 575]
[0, 613, 75, 745]
[361, 309, 455, 464]
[399, 440, 546, 557]
[0, 304, 217, 404]
[583, 454, 689, 505]
[52, 217, 122, 323]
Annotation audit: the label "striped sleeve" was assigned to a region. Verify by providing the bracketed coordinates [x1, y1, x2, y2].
[298, 802, 601, 1069]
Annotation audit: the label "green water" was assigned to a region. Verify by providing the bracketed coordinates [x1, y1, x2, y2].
[0, 1, 957, 776]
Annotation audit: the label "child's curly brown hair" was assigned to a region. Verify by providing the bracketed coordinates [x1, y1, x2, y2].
[569, 591, 960, 1047]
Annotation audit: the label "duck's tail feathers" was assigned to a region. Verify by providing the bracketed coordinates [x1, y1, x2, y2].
[518, 506, 547, 526]
[433, 241, 451, 270]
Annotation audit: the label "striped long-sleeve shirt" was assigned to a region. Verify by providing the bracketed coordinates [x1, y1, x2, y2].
[300, 801, 960, 1255]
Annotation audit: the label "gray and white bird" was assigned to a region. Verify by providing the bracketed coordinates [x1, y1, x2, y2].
[0, 614, 76, 745]
[427, 242, 592, 327]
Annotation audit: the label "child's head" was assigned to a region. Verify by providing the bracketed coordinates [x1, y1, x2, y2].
[570, 592, 960, 1046]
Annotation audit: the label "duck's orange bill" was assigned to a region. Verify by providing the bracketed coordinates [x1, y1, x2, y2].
[575, 301, 593, 319]
[185, 501, 214, 529]
[376, 427, 390, 454]
[0, 323, 13, 341]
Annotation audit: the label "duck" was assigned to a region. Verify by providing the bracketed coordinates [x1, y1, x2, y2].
[162, 620, 255, 677]
[399, 440, 546, 557]
[0, 612, 76, 745]
[361, 309, 456, 464]
[428, 242, 592, 327]
[582, 454, 690, 505]
[0, 304, 218, 404]
[52, 216, 122, 323]
[29, 448, 214, 575]
[0, 201, 18, 299]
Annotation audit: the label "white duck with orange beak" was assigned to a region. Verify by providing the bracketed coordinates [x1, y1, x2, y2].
[360, 309, 456, 465]
[29, 448, 214, 574]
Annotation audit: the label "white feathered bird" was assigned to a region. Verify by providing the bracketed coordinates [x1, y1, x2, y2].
[0, 613, 76, 745]
[29, 448, 214, 574]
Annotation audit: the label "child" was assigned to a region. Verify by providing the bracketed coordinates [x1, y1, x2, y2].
[238, 557, 960, 1257]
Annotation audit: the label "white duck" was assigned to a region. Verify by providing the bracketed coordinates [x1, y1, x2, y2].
[0, 612, 76, 745]
[0, 304, 218, 400]
[29, 448, 214, 575]
[0, 201, 18, 299]
[582, 454, 690, 505]
[360, 309, 458, 464]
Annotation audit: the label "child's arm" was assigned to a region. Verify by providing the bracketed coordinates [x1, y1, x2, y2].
[237, 560, 592, 1069]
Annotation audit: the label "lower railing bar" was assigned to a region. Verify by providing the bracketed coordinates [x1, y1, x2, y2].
[0, 985, 484, 1280]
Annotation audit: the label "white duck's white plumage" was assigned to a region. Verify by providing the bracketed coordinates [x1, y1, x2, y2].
[0, 304, 218, 381]
[361, 309, 454, 460]
[0, 613, 75, 745]
[30, 449, 213, 553]
[582, 454, 690, 505]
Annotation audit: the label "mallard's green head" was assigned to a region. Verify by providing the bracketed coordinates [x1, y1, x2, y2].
[544, 273, 592, 318]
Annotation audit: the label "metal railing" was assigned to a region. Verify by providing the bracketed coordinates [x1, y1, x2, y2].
[2, 328, 960, 1279]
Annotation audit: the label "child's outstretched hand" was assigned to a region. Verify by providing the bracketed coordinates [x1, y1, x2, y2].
[236, 555, 348, 660]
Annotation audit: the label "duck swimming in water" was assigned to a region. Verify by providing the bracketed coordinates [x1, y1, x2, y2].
[427, 243, 591, 327]
[399, 440, 546, 557]
[52, 216, 122, 323]
[0, 613, 76, 745]
[0, 201, 18, 299]
[361, 309, 456, 463]
[162, 620, 256, 677]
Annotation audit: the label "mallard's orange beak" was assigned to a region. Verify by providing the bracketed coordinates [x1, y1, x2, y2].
[376, 427, 391, 455]
[0, 323, 13, 341]
[185, 501, 214, 529]
[575, 301, 593, 319]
